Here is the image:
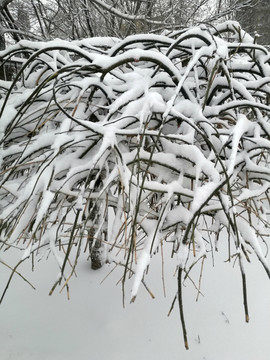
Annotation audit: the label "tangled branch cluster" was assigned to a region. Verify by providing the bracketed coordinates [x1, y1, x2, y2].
[1, 21, 270, 348]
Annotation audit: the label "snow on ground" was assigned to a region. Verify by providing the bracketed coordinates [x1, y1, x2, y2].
[1, 241, 270, 360]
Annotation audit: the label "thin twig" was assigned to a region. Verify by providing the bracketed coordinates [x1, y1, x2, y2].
[178, 267, 189, 350]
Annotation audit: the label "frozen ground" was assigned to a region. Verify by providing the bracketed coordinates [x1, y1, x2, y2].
[1, 243, 270, 360]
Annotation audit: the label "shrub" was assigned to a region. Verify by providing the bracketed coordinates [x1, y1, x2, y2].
[1, 21, 270, 348]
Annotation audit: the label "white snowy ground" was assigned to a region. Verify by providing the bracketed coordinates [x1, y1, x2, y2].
[1, 241, 270, 360]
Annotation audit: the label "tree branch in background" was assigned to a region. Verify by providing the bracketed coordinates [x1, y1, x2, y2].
[90, 0, 164, 24]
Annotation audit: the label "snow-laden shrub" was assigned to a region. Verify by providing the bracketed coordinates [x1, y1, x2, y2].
[1, 21, 270, 348]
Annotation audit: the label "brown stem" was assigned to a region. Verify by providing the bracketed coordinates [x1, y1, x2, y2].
[178, 267, 189, 350]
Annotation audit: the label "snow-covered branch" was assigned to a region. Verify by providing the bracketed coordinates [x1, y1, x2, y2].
[90, 0, 165, 25]
[0, 25, 43, 40]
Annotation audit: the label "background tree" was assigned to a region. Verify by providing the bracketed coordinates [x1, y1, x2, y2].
[0, 0, 256, 45]
[236, 0, 270, 45]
